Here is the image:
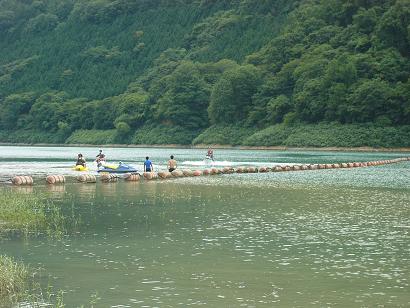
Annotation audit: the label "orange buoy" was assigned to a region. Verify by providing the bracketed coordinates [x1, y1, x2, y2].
[12, 175, 33, 186]
[100, 174, 119, 182]
[203, 169, 211, 175]
[171, 170, 184, 177]
[157, 171, 172, 179]
[124, 173, 140, 181]
[222, 167, 234, 174]
[193, 170, 202, 176]
[46, 175, 65, 184]
[210, 168, 219, 175]
[293, 165, 301, 171]
[77, 174, 96, 183]
[182, 169, 194, 177]
[143, 172, 158, 180]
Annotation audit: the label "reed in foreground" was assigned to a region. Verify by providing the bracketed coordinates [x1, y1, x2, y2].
[0, 255, 29, 302]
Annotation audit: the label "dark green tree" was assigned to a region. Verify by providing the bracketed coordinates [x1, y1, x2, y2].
[208, 64, 261, 124]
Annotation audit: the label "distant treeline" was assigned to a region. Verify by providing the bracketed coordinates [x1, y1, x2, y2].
[0, 0, 409, 147]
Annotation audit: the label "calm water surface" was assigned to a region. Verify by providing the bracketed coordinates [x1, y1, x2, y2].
[0, 146, 409, 307]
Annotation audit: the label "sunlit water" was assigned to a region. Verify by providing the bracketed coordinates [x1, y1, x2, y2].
[0, 146, 409, 307]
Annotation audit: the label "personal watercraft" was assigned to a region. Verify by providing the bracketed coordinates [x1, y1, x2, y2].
[72, 165, 89, 171]
[97, 162, 137, 173]
[205, 155, 214, 161]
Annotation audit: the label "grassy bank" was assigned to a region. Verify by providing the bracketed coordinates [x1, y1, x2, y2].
[133, 124, 201, 145]
[65, 129, 116, 145]
[194, 124, 410, 148]
[192, 124, 257, 146]
[243, 124, 410, 148]
[0, 130, 61, 144]
[0, 190, 65, 237]
[0, 124, 410, 149]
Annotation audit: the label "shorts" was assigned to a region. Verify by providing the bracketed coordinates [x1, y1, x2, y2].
[169, 168, 175, 172]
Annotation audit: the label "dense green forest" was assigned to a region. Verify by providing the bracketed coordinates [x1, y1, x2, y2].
[0, 0, 409, 147]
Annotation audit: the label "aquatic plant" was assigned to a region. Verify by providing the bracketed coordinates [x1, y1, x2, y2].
[0, 255, 29, 301]
[0, 256, 68, 307]
[0, 189, 66, 237]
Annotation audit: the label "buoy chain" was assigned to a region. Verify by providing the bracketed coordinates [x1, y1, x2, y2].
[8, 157, 410, 185]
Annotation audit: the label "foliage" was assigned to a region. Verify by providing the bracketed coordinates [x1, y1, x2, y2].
[0, 0, 409, 147]
[0, 130, 61, 144]
[132, 124, 200, 145]
[155, 61, 210, 129]
[208, 64, 261, 124]
[193, 124, 256, 145]
[244, 124, 410, 148]
[65, 129, 116, 144]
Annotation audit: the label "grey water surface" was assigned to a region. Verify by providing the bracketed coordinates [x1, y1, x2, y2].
[0, 146, 409, 307]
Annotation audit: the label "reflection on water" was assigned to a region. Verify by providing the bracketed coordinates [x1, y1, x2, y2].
[1, 181, 408, 307]
[0, 146, 409, 306]
[45, 183, 66, 197]
[9, 185, 34, 194]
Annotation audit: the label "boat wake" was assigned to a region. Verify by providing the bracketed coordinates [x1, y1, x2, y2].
[181, 161, 291, 167]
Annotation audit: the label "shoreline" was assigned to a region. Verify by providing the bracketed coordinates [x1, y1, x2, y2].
[1, 142, 410, 153]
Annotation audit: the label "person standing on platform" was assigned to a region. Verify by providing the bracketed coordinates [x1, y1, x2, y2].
[144, 156, 153, 172]
[168, 155, 177, 172]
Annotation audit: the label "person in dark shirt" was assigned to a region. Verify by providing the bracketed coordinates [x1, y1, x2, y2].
[144, 156, 153, 172]
[95, 149, 106, 167]
[76, 153, 86, 167]
[207, 147, 214, 161]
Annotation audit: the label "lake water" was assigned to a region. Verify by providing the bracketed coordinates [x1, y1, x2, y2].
[0, 146, 409, 307]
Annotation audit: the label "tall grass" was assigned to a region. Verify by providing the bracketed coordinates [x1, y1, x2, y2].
[0, 190, 66, 237]
[0, 255, 28, 301]
[0, 255, 66, 307]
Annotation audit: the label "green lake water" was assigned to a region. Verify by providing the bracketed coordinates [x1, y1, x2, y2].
[0, 146, 409, 307]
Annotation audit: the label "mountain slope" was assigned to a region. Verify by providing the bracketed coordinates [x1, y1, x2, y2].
[0, 0, 409, 147]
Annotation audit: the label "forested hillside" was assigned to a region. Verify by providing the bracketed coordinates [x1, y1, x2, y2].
[0, 0, 409, 147]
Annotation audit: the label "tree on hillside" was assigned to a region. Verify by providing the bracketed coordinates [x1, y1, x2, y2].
[155, 61, 210, 129]
[0, 92, 37, 130]
[208, 64, 261, 124]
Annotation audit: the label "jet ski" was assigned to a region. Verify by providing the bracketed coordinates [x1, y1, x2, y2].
[97, 162, 137, 173]
[72, 165, 89, 171]
[205, 155, 214, 161]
